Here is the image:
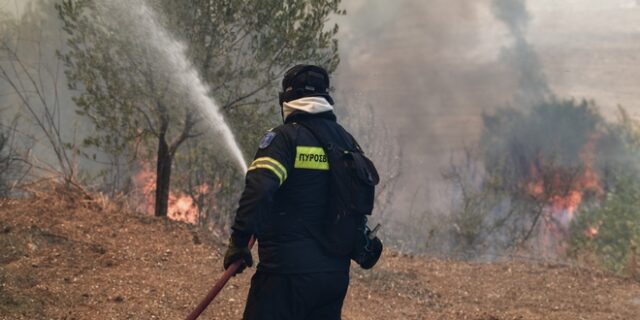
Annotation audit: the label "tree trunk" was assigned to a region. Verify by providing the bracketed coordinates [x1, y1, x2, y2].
[155, 133, 172, 217]
[153, 101, 194, 218]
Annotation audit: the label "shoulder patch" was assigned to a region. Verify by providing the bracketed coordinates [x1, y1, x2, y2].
[259, 131, 277, 149]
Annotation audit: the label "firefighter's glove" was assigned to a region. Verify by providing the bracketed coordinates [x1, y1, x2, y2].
[352, 225, 384, 270]
[223, 238, 253, 276]
[360, 236, 383, 270]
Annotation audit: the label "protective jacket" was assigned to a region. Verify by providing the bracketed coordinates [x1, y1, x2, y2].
[231, 111, 350, 274]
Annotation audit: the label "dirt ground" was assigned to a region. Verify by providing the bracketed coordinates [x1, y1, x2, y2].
[1, 187, 638, 320]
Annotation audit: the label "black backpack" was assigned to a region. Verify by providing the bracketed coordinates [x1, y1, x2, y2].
[297, 118, 383, 269]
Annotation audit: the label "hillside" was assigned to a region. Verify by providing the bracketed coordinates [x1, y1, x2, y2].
[1, 186, 639, 320]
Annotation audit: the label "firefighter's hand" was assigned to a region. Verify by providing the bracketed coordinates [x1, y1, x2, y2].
[223, 238, 253, 276]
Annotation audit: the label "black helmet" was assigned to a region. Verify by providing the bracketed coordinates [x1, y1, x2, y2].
[279, 64, 334, 106]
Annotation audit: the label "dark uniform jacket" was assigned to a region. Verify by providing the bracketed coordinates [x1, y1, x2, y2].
[231, 111, 350, 274]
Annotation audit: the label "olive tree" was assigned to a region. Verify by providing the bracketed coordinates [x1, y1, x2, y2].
[56, 0, 343, 218]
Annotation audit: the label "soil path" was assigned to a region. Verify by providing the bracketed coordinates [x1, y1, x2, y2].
[1, 191, 638, 320]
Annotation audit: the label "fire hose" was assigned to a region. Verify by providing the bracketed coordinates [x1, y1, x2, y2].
[185, 236, 256, 320]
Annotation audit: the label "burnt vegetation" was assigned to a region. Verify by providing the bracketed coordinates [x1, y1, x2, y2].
[440, 98, 640, 276]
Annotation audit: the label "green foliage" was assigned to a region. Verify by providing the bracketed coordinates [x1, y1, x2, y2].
[57, 0, 187, 160]
[569, 109, 640, 274]
[56, 0, 343, 223]
[57, 0, 342, 157]
[159, 0, 344, 153]
[570, 175, 640, 274]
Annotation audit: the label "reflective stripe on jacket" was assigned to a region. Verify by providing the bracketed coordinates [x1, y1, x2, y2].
[231, 111, 350, 274]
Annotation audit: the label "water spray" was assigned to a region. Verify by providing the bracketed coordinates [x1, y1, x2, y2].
[94, 1, 253, 317]
[97, 0, 248, 172]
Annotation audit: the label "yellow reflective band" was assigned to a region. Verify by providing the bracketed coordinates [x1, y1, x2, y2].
[252, 157, 288, 179]
[295, 146, 329, 170]
[248, 157, 288, 185]
[248, 163, 285, 185]
[250, 157, 288, 181]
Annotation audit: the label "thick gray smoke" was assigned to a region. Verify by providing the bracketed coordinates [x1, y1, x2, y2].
[334, 0, 552, 251]
[493, 0, 551, 107]
[493, 0, 529, 36]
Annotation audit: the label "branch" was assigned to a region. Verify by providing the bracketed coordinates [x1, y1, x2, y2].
[522, 203, 545, 242]
[221, 79, 273, 110]
[169, 111, 199, 155]
[0, 41, 74, 180]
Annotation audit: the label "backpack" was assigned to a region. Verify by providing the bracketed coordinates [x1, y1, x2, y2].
[297, 118, 383, 269]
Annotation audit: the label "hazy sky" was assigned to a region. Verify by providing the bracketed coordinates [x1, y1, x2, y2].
[531, 0, 640, 116]
[0, 0, 26, 18]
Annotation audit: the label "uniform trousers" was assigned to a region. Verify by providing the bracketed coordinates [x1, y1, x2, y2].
[242, 270, 349, 320]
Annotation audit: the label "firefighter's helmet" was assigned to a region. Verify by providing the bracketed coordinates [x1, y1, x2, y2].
[279, 64, 334, 106]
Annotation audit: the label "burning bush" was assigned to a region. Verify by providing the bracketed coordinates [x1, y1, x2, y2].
[446, 98, 640, 262]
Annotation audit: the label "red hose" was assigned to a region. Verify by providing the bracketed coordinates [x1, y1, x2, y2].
[185, 236, 256, 320]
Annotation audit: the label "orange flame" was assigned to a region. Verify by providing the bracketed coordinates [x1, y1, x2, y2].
[586, 226, 599, 238]
[526, 134, 603, 255]
[133, 163, 211, 224]
[527, 135, 602, 212]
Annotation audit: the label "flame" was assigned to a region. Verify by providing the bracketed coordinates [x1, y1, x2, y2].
[527, 135, 603, 213]
[133, 163, 211, 224]
[586, 226, 599, 238]
[526, 134, 603, 255]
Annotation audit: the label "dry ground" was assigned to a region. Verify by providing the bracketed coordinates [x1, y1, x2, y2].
[0, 187, 638, 320]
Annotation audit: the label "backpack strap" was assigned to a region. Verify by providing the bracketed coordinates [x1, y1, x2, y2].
[295, 120, 331, 150]
[295, 118, 359, 154]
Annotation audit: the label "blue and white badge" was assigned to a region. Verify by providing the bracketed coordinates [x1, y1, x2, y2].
[259, 131, 277, 149]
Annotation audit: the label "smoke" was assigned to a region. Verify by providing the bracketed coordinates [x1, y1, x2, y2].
[493, 0, 551, 107]
[493, 0, 530, 36]
[334, 0, 553, 251]
[0, 0, 29, 19]
[0, 0, 90, 179]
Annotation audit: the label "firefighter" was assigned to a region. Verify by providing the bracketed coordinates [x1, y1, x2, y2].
[223, 64, 351, 320]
